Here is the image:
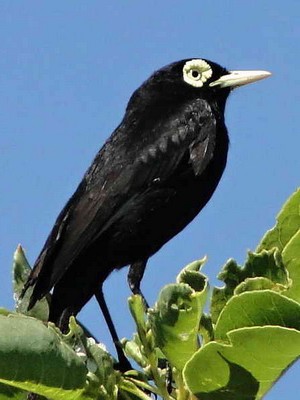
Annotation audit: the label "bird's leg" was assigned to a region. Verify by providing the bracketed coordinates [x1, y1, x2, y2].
[95, 287, 131, 371]
[128, 260, 149, 308]
[166, 361, 174, 394]
[27, 393, 39, 400]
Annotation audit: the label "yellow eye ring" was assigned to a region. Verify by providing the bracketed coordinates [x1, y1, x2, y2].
[183, 59, 213, 87]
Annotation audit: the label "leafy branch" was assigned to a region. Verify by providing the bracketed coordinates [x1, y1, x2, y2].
[1, 189, 300, 399]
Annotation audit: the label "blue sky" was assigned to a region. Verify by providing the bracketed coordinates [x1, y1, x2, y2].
[0, 1, 299, 398]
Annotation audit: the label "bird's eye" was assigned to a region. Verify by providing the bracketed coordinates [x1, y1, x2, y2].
[191, 70, 200, 79]
[183, 59, 213, 88]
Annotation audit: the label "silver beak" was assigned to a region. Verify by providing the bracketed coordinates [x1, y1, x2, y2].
[209, 70, 271, 89]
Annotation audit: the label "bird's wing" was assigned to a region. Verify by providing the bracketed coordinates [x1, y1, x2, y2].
[27, 100, 216, 296]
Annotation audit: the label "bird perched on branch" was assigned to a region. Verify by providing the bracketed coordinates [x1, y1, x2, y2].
[21, 58, 270, 366]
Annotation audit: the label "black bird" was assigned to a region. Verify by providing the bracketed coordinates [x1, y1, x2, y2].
[22, 58, 270, 365]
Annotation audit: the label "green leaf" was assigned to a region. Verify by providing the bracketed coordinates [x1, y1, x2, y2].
[234, 276, 286, 294]
[257, 188, 300, 252]
[211, 249, 288, 323]
[199, 314, 214, 344]
[119, 378, 153, 400]
[12, 245, 31, 296]
[83, 342, 119, 400]
[127, 294, 155, 364]
[0, 382, 27, 400]
[211, 190, 300, 323]
[183, 326, 300, 399]
[0, 314, 90, 400]
[122, 335, 148, 368]
[282, 229, 300, 302]
[0, 308, 12, 316]
[149, 261, 208, 370]
[128, 295, 147, 335]
[13, 245, 49, 321]
[176, 257, 207, 291]
[214, 290, 300, 341]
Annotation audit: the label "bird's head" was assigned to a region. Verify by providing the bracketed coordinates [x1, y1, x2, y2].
[126, 58, 271, 117]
